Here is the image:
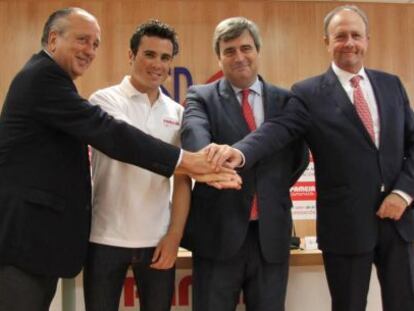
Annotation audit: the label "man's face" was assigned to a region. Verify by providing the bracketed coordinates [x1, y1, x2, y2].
[48, 12, 101, 80]
[325, 9, 369, 73]
[218, 30, 259, 89]
[129, 35, 173, 96]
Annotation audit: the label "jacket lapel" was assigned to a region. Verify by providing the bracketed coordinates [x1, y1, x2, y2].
[218, 79, 250, 136]
[365, 69, 386, 148]
[323, 68, 376, 148]
[261, 78, 276, 121]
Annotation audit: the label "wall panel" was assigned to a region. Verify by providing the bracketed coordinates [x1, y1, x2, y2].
[1, 1, 414, 103]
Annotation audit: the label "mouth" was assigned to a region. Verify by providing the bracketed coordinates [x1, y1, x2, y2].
[76, 56, 90, 67]
[147, 71, 163, 79]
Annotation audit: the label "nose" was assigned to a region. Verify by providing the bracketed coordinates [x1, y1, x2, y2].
[151, 57, 164, 69]
[234, 49, 245, 62]
[344, 35, 355, 47]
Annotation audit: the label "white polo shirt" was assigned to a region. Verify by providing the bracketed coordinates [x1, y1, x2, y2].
[89, 76, 183, 248]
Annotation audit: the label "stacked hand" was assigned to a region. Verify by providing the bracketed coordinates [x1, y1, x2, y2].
[175, 144, 244, 189]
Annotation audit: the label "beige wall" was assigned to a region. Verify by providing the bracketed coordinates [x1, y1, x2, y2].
[1, 0, 414, 105]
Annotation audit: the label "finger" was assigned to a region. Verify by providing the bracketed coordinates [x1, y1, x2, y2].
[205, 144, 218, 161]
[376, 203, 386, 218]
[210, 146, 228, 168]
[216, 180, 242, 190]
[152, 246, 161, 263]
[207, 181, 223, 189]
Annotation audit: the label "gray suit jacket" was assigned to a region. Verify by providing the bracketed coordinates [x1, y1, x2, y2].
[181, 77, 308, 263]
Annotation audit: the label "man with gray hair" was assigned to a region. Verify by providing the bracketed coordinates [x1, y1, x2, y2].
[207, 5, 414, 311]
[181, 17, 308, 311]
[0, 7, 240, 311]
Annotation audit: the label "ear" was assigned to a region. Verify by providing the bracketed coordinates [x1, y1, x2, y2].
[324, 36, 331, 52]
[128, 49, 134, 65]
[47, 31, 59, 53]
[324, 36, 329, 47]
[218, 57, 223, 70]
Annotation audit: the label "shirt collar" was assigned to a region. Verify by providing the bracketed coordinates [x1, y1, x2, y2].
[230, 76, 262, 96]
[331, 62, 368, 86]
[43, 49, 53, 59]
[119, 76, 165, 104]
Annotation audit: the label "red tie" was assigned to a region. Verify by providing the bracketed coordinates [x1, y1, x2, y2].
[241, 89, 258, 220]
[350, 76, 375, 143]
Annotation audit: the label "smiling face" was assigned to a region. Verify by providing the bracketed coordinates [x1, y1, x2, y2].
[218, 30, 259, 89]
[47, 11, 101, 80]
[325, 9, 369, 74]
[128, 35, 173, 100]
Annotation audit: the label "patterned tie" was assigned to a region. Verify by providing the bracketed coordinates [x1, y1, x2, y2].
[350, 75, 375, 143]
[241, 89, 258, 220]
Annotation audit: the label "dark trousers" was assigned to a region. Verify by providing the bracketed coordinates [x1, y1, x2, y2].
[323, 219, 414, 311]
[83, 243, 175, 311]
[0, 264, 58, 311]
[192, 222, 289, 311]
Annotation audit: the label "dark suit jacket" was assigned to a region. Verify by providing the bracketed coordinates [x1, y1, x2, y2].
[181, 77, 308, 263]
[0, 51, 180, 277]
[235, 68, 414, 254]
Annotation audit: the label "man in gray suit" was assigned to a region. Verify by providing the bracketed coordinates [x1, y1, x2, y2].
[181, 17, 308, 311]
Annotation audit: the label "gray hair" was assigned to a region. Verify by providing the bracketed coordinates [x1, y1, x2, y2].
[213, 17, 261, 56]
[323, 5, 369, 37]
[41, 7, 92, 48]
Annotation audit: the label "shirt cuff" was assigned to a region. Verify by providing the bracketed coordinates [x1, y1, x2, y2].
[235, 149, 246, 168]
[392, 190, 413, 206]
[176, 149, 183, 168]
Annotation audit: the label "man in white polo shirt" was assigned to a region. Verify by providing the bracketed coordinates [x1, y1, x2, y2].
[83, 20, 190, 311]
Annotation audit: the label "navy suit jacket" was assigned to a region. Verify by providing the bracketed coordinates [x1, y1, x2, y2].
[0, 51, 180, 277]
[235, 68, 414, 254]
[181, 77, 308, 263]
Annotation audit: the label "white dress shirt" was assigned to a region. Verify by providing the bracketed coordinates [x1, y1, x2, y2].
[332, 62, 412, 205]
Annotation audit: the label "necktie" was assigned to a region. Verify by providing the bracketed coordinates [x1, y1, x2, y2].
[241, 89, 258, 220]
[350, 75, 375, 143]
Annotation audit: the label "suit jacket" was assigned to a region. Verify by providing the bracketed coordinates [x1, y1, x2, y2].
[235, 68, 414, 254]
[0, 51, 180, 277]
[181, 77, 308, 263]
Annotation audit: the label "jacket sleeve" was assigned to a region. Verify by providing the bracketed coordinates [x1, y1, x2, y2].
[233, 91, 310, 170]
[29, 62, 179, 178]
[181, 86, 213, 152]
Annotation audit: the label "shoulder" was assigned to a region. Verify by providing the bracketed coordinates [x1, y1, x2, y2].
[187, 80, 220, 96]
[294, 73, 326, 90]
[160, 93, 184, 121]
[90, 84, 122, 103]
[365, 68, 400, 83]
[23, 51, 72, 86]
[88, 83, 130, 114]
[262, 80, 290, 97]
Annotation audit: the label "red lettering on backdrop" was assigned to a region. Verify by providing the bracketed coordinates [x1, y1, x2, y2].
[124, 277, 136, 307]
[178, 275, 192, 306]
[290, 181, 316, 201]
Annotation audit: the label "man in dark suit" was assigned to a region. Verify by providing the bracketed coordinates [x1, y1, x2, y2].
[208, 5, 414, 311]
[181, 17, 308, 311]
[0, 8, 240, 311]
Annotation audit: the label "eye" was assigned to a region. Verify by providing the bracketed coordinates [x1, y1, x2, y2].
[161, 54, 172, 62]
[352, 33, 362, 40]
[77, 36, 87, 43]
[223, 48, 235, 56]
[241, 45, 253, 53]
[144, 51, 156, 58]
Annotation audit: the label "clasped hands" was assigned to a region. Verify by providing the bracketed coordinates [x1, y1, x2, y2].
[176, 143, 243, 189]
